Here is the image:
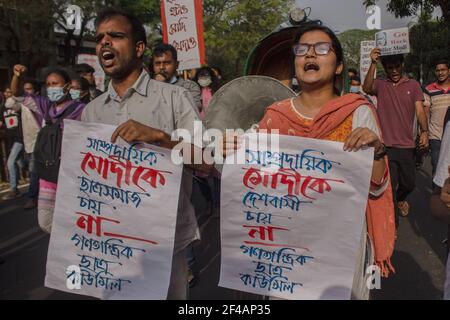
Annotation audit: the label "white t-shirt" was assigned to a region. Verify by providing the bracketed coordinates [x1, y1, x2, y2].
[432, 122, 450, 300]
[445, 253, 450, 300]
[434, 122, 450, 188]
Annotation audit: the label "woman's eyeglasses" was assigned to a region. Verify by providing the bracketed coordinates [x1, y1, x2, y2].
[292, 42, 335, 56]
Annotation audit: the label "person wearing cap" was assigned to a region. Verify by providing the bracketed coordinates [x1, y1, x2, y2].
[74, 63, 103, 100]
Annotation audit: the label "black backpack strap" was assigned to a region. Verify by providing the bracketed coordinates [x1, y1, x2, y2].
[54, 101, 81, 125]
[44, 105, 53, 125]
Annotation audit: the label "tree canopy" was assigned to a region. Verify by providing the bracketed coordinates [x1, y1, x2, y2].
[364, 0, 450, 25]
[1, 0, 294, 81]
[203, 0, 293, 80]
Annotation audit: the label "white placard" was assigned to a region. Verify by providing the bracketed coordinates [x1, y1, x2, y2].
[375, 27, 410, 56]
[161, 0, 205, 70]
[45, 120, 183, 299]
[219, 133, 374, 300]
[360, 40, 376, 84]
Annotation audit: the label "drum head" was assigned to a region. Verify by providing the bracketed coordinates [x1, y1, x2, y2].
[204, 76, 296, 132]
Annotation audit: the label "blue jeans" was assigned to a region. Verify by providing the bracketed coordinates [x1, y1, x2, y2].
[25, 153, 39, 199]
[7, 142, 24, 191]
[429, 139, 442, 176]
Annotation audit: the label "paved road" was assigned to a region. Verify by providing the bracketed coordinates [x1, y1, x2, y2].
[0, 158, 447, 300]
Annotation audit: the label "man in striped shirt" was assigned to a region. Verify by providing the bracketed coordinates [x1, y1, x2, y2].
[424, 60, 450, 177]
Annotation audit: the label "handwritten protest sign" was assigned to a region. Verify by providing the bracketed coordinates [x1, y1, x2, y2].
[45, 120, 183, 299]
[375, 27, 410, 56]
[219, 133, 374, 300]
[161, 0, 205, 70]
[360, 40, 376, 84]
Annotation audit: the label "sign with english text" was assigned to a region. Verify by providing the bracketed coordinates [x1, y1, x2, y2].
[375, 27, 410, 56]
[219, 133, 374, 300]
[161, 0, 205, 70]
[45, 120, 183, 299]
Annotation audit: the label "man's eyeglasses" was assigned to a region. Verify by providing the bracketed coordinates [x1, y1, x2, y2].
[292, 42, 335, 56]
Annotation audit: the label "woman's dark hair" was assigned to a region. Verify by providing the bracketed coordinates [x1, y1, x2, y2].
[72, 76, 90, 91]
[293, 23, 345, 94]
[194, 66, 220, 93]
[350, 75, 361, 84]
[74, 63, 95, 74]
[45, 68, 71, 85]
[212, 67, 222, 78]
[348, 68, 358, 76]
[23, 78, 41, 93]
[95, 7, 147, 47]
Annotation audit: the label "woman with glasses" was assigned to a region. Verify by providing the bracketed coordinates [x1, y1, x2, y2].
[224, 24, 396, 299]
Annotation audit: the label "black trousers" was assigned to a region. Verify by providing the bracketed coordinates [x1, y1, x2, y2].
[387, 147, 416, 227]
[387, 147, 416, 202]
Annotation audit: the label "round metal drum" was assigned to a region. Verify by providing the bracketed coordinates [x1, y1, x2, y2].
[204, 76, 296, 132]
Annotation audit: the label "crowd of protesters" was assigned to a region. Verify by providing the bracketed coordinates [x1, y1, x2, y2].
[0, 7, 449, 300]
[0, 63, 100, 208]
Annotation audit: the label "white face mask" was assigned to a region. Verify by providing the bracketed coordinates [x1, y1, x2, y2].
[4, 97, 19, 109]
[70, 89, 81, 100]
[198, 77, 212, 88]
[350, 86, 360, 93]
[47, 86, 66, 102]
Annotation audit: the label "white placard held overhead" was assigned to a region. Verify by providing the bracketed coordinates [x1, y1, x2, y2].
[375, 27, 410, 56]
